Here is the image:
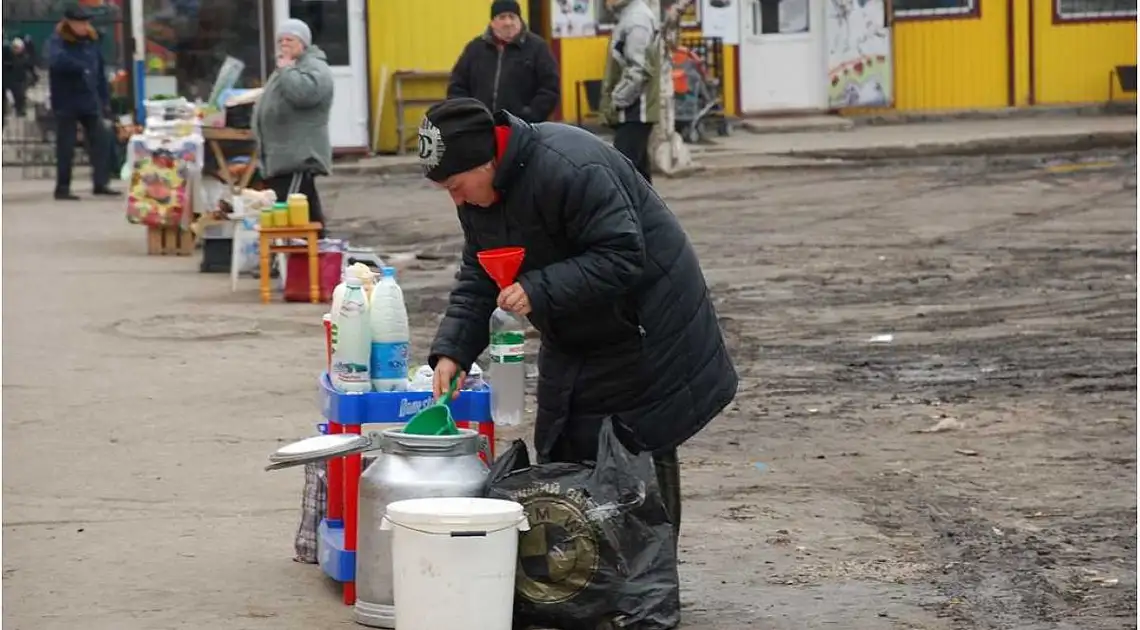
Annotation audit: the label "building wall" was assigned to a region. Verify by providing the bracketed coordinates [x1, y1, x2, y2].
[556, 33, 739, 123]
[1032, 8, 1136, 105]
[892, 4, 1011, 111]
[892, 1, 1136, 111]
[366, 0, 529, 153]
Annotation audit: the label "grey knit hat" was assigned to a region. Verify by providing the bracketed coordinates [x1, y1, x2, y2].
[276, 18, 312, 47]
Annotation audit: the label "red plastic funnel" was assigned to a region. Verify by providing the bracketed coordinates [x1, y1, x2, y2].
[478, 247, 525, 289]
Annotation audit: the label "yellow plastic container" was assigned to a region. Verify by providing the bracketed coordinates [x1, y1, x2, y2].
[272, 202, 289, 227]
[260, 208, 275, 228]
[287, 193, 310, 226]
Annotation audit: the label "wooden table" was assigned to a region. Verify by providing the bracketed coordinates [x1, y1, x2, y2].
[202, 127, 259, 193]
[393, 70, 450, 155]
[258, 223, 323, 304]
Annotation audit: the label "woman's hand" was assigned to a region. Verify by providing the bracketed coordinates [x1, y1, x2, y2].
[276, 53, 295, 69]
[432, 357, 466, 401]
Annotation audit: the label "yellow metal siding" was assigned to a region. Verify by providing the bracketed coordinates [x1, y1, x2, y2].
[558, 36, 610, 122]
[557, 34, 739, 123]
[366, 0, 529, 153]
[1012, 0, 1032, 106]
[893, 6, 1010, 111]
[1033, 13, 1137, 104]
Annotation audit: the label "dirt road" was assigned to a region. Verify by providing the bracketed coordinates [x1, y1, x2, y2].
[3, 151, 1135, 630]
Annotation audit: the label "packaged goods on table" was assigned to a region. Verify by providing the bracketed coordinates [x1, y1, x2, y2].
[124, 129, 204, 228]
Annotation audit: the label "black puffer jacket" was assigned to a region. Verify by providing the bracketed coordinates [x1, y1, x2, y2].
[447, 27, 560, 123]
[430, 112, 738, 461]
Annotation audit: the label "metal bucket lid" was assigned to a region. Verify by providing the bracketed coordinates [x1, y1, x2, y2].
[380, 427, 480, 456]
[266, 433, 371, 470]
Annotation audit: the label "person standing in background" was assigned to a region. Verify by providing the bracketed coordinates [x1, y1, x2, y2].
[252, 18, 334, 237]
[22, 33, 38, 68]
[48, 4, 118, 200]
[599, 0, 661, 183]
[447, 0, 560, 123]
[3, 38, 38, 118]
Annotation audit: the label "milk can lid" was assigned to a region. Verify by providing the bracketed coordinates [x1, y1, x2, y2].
[265, 433, 371, 470]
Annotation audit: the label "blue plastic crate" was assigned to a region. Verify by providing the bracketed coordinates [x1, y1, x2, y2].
[317, 519, 355, 582]
[318, 372, 492, 426]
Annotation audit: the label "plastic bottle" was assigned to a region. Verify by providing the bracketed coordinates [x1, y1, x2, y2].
[330, 277, 372, 393]
[465, 362, 486, 391]
[369, 266, 410, 392]
[408, 365, 434, 392]
[488, 308, 526, 426]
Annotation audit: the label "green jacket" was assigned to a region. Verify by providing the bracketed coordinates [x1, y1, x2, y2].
[252, 45, 334, 177]
[599, 0, 661, 126]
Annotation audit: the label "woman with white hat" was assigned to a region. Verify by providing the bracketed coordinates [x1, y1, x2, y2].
[253, 18, 334, 236]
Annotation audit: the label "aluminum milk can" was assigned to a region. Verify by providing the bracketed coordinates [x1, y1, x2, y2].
[267, 428, 488, 628]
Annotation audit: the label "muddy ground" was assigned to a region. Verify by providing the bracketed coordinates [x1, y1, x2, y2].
[3, 151, 1136, 630]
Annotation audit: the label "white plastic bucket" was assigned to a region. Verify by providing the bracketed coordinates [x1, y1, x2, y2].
[381, 497, 528, 630]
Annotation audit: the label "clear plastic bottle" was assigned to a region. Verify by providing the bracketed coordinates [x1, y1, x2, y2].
[488, 308, 526, 426]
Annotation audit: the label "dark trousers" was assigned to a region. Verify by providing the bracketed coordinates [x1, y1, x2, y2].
[613, 121, 654, 184]
[265, 172, 327, 238]
[56, 113, 109, 194]
[4, 85, 27, 117]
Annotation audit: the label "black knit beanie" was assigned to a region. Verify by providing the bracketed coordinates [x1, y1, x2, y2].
[419, 98, 496, 183]
[491, 0, 521, 18]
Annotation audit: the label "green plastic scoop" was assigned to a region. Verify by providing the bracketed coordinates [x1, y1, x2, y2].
[402, 376, 460, 436]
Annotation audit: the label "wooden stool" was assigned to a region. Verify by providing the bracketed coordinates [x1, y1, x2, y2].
[258, 223, 323, 304]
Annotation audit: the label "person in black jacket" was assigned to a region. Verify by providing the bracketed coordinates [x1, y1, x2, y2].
[3, 38, 38, 118]
[419, 98, 738, 537]
[447, 0, 560, 123]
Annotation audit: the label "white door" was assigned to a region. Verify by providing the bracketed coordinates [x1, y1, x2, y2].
[738, 0, 828, 113]
[274, 0, 370, 149]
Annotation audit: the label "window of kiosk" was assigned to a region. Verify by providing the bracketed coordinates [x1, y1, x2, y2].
[142, 0, 268, 101]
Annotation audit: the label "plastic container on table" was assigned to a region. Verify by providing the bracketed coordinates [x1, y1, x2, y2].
[287, 193, 310, 226]
[314, 373, 495, 606]
[381, 498, 527, 630]
[272, 202, 289, 227]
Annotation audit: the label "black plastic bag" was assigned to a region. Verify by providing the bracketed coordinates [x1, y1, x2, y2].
[487, 418, 681, 630]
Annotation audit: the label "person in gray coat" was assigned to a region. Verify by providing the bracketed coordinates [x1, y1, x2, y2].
[252, 18, 334, 236]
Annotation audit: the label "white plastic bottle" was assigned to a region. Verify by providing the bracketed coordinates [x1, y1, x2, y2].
[369, 266, 410, 392]
[330, 277, 372, 393]
[330, 263, 375, 318]
[488, 309, 526, 426]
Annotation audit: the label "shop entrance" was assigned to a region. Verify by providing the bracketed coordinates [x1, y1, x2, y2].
[738, 0, 828, 112]
[275, 0, 369, 149]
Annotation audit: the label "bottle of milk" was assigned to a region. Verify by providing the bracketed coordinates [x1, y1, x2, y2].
[330, 263, 375, 318]
[369, 266, 410, 392]
[330, 277, 372, 394]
